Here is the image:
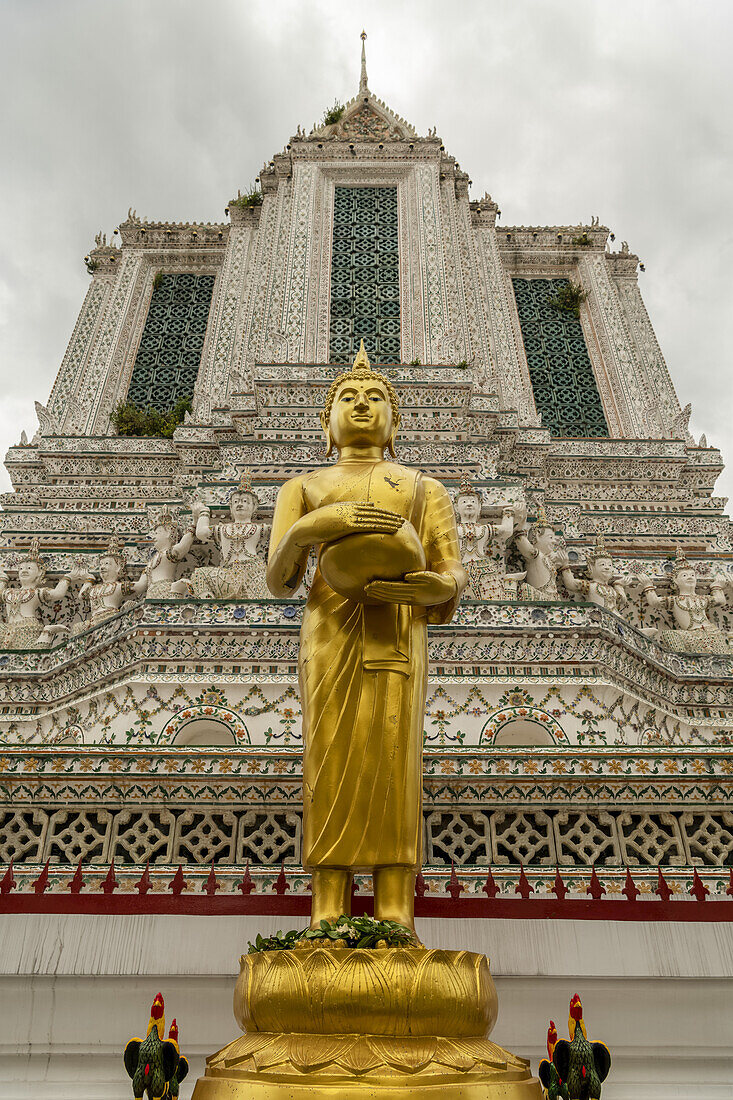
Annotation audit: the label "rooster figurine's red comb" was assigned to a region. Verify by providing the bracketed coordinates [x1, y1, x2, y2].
[568, 994, 587, 1040]
[547, 1019, 558, 1060]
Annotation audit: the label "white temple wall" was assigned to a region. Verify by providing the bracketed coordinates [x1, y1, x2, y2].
[1, 914, 731, 1100]
[5, 674, 725, 748]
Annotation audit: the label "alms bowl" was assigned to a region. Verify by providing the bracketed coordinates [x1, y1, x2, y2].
[319, 519, 426, 604]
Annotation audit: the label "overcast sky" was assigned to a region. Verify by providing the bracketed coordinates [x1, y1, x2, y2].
[1, 0, 732, 504]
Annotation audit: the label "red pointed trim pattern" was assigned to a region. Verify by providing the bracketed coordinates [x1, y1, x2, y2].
[203, 864, 220, 896]
[33, 859, 51, 896]
[515, 865, 534, 900]
[68, 859, 85, 894]
[1, 865, 732, 919]
[167, 865, 187, 895]
[622, 868, 640, 903]
[272, 864, 291, 895]
[0, 860, 16, 896]
[135, 862, 153, 896]
[482, 867, 499, 899]
[691, 868, 710, 903]
[552, 867, 569, 901]
[446, 862, 463, 900]
[100, 861, 119, 895]
[655, 866, 673, 903]
[586, 865, 606, 901]
[237, 863, 255, 895]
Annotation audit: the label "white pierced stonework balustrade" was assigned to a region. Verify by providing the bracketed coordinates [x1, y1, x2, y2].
[617, 811, 687, 867]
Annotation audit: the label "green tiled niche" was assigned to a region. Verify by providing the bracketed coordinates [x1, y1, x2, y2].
[512, 278, 609, 437]
[126, 273, 215, 411]
[329, 186, 400, 366]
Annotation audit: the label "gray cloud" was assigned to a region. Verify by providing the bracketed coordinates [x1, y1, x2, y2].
[1, 0, 731, 507]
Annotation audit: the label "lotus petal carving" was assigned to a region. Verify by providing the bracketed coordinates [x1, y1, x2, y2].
[234, 946, 498, 1039]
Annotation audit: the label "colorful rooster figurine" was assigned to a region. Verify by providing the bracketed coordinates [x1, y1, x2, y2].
[123, 993, 179, 1100]
[538, 1019, 570, 1099]
[550, 994, 611, 1099]
[164, 1019, 189, 1100]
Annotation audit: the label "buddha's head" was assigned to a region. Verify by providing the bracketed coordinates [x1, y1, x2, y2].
[321, 342, 400, 457]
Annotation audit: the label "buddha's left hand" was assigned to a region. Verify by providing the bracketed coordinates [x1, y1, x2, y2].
[365, 570, 457, 607]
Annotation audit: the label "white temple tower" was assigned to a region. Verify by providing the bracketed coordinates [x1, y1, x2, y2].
[1, 37, 731, 1100]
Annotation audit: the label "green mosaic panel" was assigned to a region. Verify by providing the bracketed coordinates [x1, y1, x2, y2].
[126, 273, 215, 411]
[512, 278, 609, 438]
[329, 186, 400, 366]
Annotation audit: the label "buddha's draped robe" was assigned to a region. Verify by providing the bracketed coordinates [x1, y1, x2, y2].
[270, 459, 462, 871]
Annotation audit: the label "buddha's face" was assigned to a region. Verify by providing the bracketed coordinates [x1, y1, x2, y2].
[230, 492, 256, 522]
[590, 556, 614, 583]
[674, 567, 697, 594]
[455, 493, 481, 523]
[327, 378, 395, 451]
[99, 555, 121, 582]
[18, 561, 41, 586]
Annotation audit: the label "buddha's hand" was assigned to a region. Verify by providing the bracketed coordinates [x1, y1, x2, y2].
[301, 501, 404, 546]
[365, 570, 457, 607]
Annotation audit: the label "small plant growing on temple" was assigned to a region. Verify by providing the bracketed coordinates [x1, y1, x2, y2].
[571, 231, 592, 247]
[230, 187, 263, 210]
[152, 270, 165, 291]
[548, 281, 587, 319]
[111, 394, 192, 439]
[322, 100, 345, 127]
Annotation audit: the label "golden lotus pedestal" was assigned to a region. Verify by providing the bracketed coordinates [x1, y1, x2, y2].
[192, 946, 542, 1099]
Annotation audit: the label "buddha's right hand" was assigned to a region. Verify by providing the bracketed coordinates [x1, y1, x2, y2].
[298, 501, 404, 546]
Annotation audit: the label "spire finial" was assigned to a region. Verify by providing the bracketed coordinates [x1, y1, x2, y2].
[359, 29, 369, 95]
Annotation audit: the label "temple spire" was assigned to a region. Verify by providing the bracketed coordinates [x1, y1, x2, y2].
[359, 30, 369, 95]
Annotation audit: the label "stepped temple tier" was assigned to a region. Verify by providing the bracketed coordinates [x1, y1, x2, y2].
[1, 36, 732, 1100]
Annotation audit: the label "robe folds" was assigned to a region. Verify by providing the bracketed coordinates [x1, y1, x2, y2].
[270, 459, 462, 872]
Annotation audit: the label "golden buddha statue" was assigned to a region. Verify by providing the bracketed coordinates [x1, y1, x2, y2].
[267, 341, 467, 932]
[193, 345, 542, 1100]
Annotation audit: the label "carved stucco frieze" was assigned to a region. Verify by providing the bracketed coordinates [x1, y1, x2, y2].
[197, 224, 258, 413]
[580, 253, 651, 437]
[68, 251, 145, 434]
[613, 276, 681, 436]
[47, 278, 111, 431]
[474, 228, 537, 422]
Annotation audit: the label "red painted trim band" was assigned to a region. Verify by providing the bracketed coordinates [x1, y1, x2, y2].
[1, 895, 731, 921]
